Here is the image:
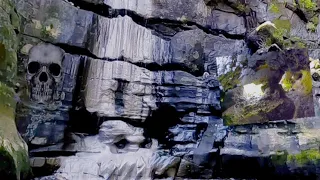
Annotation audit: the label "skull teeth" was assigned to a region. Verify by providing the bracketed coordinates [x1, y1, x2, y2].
[31, 84, 54, 103]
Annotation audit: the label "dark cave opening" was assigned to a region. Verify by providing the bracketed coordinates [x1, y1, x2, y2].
[143, 103, 182, 148]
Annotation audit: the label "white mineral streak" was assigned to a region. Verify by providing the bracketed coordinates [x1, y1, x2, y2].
[84, 59, 208, 118]
[104, 0, 153, 17]
[93, 16, 171, 64]
[84, 59, 157, 118]
[216, 55, 244, 76]
[99, 120, 145, 145]
[51, 121, 179, 180]
[216, 56, 233, 76]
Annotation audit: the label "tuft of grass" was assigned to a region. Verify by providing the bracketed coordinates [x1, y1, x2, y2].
[273, 19, 291, 37]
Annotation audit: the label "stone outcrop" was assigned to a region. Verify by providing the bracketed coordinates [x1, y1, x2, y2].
[220, 48, 315, 125]
[5, 0, 320, 179]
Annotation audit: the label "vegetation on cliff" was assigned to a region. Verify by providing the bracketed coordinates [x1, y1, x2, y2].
[288, 149, 320, 166]
[0, 0, 32, 179]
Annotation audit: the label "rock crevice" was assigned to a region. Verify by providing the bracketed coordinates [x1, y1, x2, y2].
[65, 0, 246, 39]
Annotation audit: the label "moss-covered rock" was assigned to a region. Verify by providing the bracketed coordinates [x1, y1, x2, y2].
[300, 70, 313, 95]
[265, 19, 292, 48]
[0, 0, 31, 179]
[288, 149, 320, 166]
[299, 0, 317, 11]
[0, 0, 19, 87]
[280, 71, 294, 92]
[0, 83, 31, 179]
[223, 98, 286, 125]
[218, 67, 241, 92]
[269, 2, 281, 14]
[271, 151, 288, 166]
[291, 69, 313, 95]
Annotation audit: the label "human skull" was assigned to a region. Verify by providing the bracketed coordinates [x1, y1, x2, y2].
[27, 43, 64, 104]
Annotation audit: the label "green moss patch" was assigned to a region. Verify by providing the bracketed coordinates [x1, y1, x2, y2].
[0, 82, 14, 108]
[307, 22, 317, 32]
[273, 19, 291, 38]
[271, 151, 288, 166]
[280, 71, 294, 92]
[223, 114, 235, 126]
[269, 3, 281, 14]
[219, 67, 241, 92]
[310, 16, 319, 25]
[263, 18, 292, 48]
[288, 149, 320, 166]
[0, 104, 32, 179]
[300, 70, 313, 95]
[0, 1, 32, 178]
[223, 99, 284, 125]
[300, 0, 317, 11]
[9, 9, 20, 31]
[0, 8, 18, 85]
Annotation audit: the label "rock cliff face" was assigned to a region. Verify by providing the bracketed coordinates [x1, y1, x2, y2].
[4, 0, 320, 179]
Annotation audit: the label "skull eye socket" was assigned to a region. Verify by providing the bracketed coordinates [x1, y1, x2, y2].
[49, 63, 61, 76]
[28, 62, 40, 74]
[114, 139, 128, 149]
